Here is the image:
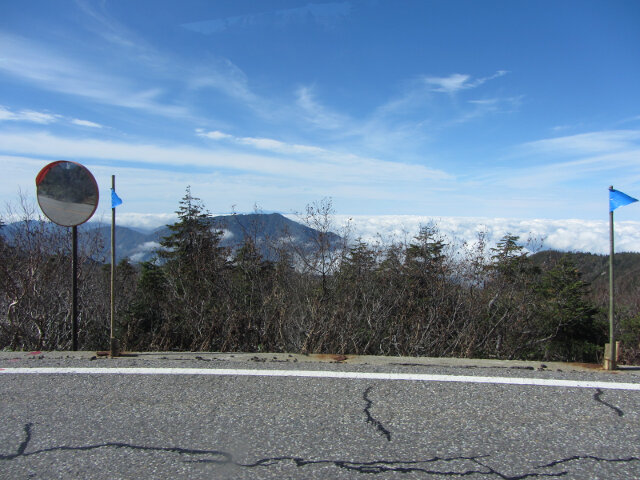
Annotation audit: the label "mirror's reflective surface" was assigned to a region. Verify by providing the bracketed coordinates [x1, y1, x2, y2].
[36, 161, 99, 227]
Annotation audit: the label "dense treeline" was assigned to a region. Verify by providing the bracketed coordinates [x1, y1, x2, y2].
[1, 190, 638, 363]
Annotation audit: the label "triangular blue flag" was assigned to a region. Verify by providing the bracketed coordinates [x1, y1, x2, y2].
[609, 188, 638, 212]
[111, 189, 123, 208]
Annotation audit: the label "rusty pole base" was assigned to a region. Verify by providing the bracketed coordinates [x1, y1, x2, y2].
[110, 337, 120, 357]
[604, 342, 620, 370]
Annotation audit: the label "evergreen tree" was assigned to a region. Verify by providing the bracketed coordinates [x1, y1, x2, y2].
[123, 261, 166, 349]
[536, 256, 603, 361]
[405, 224, 446, 272]
[340, 239, 376, 280]
[158, 186, 224, 270]
[481, 234, 541, 358]
[124, 187, 229, 350]
[489, 234, 536, 278]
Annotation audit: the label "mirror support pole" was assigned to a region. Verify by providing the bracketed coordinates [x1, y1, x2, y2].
[72, 225, 78, 351]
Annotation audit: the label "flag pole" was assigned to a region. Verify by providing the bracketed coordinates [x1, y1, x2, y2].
[110, 175, 119, 357]
[608, 185, 616, 370]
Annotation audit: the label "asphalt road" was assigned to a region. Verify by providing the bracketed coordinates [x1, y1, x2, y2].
[1, 352, 640, 479]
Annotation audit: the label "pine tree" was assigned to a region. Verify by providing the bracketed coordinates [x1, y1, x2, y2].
[131, 187, 229, 350]
[481, 234, 541, 358]
[405, 224, 446, 274]
[536, 256, 603, 361]
[340, 239, 376, 280]
[489, 234, 532, 278]
[158, 186, 223, 269]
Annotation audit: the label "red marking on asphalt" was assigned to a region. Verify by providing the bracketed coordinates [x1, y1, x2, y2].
[29, 351, 42, 355]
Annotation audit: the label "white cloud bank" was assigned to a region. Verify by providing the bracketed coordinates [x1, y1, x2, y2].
[114, 213, 178, 231]
[129, 241, 161, 262]
[327, 215, 640, 255]
[111, 213, 640, 254]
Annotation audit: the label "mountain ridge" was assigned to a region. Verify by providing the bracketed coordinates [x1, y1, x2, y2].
[1, 213, 341, 264]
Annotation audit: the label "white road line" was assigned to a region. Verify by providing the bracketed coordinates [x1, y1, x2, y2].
[1, 367, 639, 391]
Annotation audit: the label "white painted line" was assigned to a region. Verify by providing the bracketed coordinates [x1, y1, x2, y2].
[1, 367, 639, 391]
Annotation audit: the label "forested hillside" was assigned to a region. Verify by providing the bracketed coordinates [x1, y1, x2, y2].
[1, 212, 340, 264]
[1, 191, 639, 364]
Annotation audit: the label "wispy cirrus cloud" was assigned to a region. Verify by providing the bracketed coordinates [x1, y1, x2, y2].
[371, 70, 511, 124]
[295, 86, 351, 131]
[70, 118, 103, 128]
[0, 105, 102, 128]
[181, 2, 351, 34]
[281, 69, 519, 164]
[485, 150, 640, 192]
[522, 130, 640, 156]
[74, 0, 166, 67]
[425, 73, 471, 94]
[467, 96, 522, 110]
[0, 105, 59, 124]
[236, 136, 325, 156]
[0, 30, 258, 121]
[353, 70, 517, 152]
[45, 2, 263, 113]
[197, 130, 233, 140]
[424, 70, 508, 94]
[0, 33, 188, 118]
[75, 0, 141, 49]
[196, 129, 326, 156]
[446, 95, 523, 125]
[194, 128, 450, 182]
[476, 129, 640, 197]
[75, 2, 267, 111]
[0, 17, 264, 119]
[187, 58, 260, 106]
[0, 130, 451, 187]
[617, 115, 640, 126]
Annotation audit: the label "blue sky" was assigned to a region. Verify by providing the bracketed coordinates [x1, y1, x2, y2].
[1, 0, 640, 233]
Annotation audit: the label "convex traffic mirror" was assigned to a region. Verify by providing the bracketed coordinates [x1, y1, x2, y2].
[36, 161, 99, 227]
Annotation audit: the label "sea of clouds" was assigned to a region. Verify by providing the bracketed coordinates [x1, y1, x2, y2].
[329, 215, 640, 255]
[114, 213, 640, 255]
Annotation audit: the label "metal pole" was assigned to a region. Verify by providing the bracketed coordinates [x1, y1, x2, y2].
[72, 225, 78, 351]
[110, 175, 119, 356]
[608, 186, 616, 370]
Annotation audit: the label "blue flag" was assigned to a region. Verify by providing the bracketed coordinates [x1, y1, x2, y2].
[609, 188, 638, 212]
[111, 189, 123, 209]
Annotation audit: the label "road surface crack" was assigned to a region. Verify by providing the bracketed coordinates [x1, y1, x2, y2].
[363, 386, 392, 441]
[0, 423, 231, 463]
[237, 455, 492, 475]
[537, 455, 640, 468]
[0, 423, 33, 460]
[3, 424, 640, 477]
[593, 388, 624, 417]
[472, 458, 567, 479]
